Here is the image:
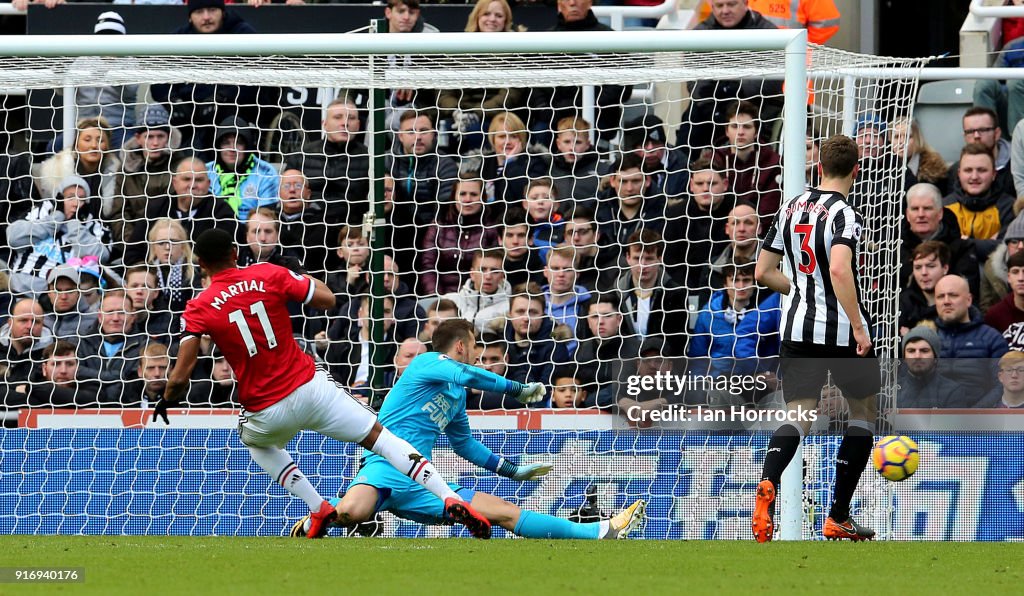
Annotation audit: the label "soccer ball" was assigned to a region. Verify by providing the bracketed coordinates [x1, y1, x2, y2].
[872, 436, 919, 482]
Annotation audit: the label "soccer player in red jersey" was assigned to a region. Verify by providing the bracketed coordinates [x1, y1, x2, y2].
[160, 229, 491, 539]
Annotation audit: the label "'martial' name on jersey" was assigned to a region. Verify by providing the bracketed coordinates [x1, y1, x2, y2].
[210, 280, 266, 310]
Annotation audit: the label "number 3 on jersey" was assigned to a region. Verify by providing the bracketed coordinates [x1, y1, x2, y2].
[228, 301, 278, 356]
[794, 223, 817, 274]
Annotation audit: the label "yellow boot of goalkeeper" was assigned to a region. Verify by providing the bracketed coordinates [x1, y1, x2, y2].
[603, 499, 646, 539]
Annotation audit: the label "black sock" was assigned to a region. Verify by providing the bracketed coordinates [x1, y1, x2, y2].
[761, 423, 802, 491]
[828, 425, 873, 522]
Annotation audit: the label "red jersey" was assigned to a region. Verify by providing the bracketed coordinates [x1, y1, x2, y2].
[181, 263, 316, 411]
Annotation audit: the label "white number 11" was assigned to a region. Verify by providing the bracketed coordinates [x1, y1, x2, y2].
[228, 301, 278, 356]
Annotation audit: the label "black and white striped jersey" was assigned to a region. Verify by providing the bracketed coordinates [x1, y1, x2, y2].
[762, 188, 868, 347]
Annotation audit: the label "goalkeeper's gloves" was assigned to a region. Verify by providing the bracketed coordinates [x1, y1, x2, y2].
[515, 382, 546, 405]
[497, 458, 553, 481]
[152, 396, 171, 425]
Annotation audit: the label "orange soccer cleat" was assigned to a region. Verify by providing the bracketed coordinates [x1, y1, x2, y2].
[752, 479, 776, 543]
[305, 500, 338, 539]
[444, 497, 492, 539]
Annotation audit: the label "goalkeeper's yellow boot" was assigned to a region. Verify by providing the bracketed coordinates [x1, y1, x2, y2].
[752, 479, 775, 543]
[289, 514, 310, 538]
[604, 499, 646, 539]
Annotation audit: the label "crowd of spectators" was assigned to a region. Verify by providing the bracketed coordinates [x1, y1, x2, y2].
[5, 0, 1021, 421]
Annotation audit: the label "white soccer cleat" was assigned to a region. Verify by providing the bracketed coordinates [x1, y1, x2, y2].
[604, 499, 646, 539]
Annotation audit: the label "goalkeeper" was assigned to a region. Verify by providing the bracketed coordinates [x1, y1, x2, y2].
[291, 319, 645, 540]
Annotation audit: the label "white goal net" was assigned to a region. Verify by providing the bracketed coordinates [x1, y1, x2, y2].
[0, 31, 925, 539]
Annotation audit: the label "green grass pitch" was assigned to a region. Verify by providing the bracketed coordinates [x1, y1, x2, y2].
[4, 536, 1022, 595]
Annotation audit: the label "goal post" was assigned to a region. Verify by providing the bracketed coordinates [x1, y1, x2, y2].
[0, 30, 926, 539]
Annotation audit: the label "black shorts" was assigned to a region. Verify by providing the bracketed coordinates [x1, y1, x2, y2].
[778, 340, 881, 402]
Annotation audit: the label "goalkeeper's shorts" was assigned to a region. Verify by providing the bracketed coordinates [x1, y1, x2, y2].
[349, 459, 476, 526]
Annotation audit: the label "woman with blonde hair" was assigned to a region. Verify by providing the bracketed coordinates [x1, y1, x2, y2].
[145, 218, 198, 313]
[890, 118, 948, 191]
[465, 0, 516, 32]
[37, 117, 122, 224]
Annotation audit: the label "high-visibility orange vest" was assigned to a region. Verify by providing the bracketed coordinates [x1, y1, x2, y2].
[695, 0, 840, 45]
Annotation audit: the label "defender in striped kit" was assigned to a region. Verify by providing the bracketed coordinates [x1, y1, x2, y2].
[752, 135, 880, 542]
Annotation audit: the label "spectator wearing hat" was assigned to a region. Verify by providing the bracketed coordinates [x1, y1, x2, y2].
[985, 250, 1024, 334]
[7, 176, 112, 298]
[206, 116, 280, 221]
[712, 101, 781, 224]
[41, 265, 97, 345]
[853, 115, 887, 159]
[116, 104, 182, 243]
[176, 0, 254, 35]
[36, 117, 122, 229]
[897, 324, 969, 409]
[980, 351, 1024, 409]
[74, 257, 110, 314]
[981, 212, 1024, 312]
[622, 114, 688, 201]
[847, 115, 894, 211]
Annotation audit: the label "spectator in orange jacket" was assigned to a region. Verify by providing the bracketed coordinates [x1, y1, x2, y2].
[692, 0, 840, 45]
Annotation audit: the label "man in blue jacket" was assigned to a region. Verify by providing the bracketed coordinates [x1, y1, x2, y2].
[933, 274, 1008, 397]
[687, 259, 781, 405]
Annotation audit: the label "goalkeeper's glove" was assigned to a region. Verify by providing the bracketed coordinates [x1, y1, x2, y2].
[496, 458, 553, 481]
[515, 382, 546, 405]
[152, 396, 171, 425]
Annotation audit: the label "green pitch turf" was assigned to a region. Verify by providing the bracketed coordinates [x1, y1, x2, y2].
[3, 536, 1021, 595]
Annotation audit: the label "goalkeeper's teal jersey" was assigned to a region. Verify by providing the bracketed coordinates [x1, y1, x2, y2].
[362, 353, 523, 465]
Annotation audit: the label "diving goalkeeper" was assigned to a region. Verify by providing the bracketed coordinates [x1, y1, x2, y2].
[291, 319, 646, 540]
